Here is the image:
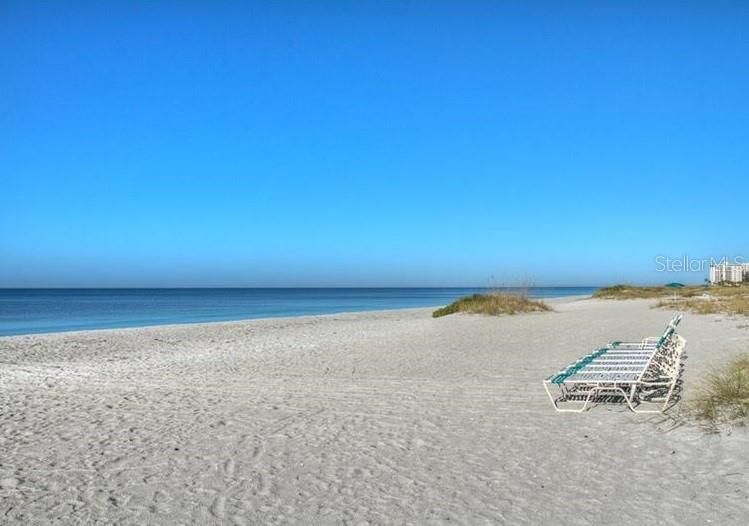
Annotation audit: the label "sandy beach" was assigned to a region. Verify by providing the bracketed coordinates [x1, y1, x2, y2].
[1, 297, 748, 525]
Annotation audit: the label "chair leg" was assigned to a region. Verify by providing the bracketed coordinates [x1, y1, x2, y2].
[543, 382, 593, 413]
[629, 381, 675, 414]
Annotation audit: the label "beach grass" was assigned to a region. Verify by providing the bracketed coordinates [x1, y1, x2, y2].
[595, 283, 749, 317]
[692, 355, 749, 428]
[656, 285, 749, 317]
[593, 284, 703, 300]
[432, 293, 551, 318]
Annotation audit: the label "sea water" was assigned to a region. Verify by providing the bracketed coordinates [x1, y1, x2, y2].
[0, 287, 597, 336]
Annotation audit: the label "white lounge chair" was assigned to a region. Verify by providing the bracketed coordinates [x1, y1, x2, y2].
[543, 315, 686, 413]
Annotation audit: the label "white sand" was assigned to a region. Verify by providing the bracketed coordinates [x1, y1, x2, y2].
[1, 298, 748, 525]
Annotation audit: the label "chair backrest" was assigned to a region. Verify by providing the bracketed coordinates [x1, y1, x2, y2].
[656, 314, 682, 348]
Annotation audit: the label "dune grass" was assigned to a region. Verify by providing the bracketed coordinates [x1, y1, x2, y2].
[593, 284, 703, 300]
[692, 355, 749, 429]
[432, 293, 551, 318]
[594, 283, 749, 317]
[656, 285, 749, 317]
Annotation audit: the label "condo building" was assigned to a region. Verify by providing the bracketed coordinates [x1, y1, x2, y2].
[709, 262, 749, 283]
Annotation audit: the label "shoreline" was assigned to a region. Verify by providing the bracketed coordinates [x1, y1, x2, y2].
[0, 294, 593, 340]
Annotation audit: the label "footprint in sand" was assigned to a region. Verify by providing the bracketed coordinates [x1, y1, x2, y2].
[250, 444, 264, 464]
[209, 494, 227, 519]
[224, 458, 236, 477]
[236, 434, 265, 466]
[256, 472, 270, 496]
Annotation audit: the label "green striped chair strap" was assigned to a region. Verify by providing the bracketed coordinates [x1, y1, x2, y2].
[552, 348, 609, 384]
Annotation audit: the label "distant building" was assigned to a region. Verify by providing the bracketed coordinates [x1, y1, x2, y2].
[709, 262, 749, 284]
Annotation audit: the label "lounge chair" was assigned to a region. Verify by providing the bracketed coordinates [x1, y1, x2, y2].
[543, 315, 686, 413]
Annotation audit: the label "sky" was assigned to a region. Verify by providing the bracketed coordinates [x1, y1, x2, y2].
[1, 0, 748, 287]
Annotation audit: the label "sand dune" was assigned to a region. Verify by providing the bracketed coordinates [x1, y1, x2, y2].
[1, 298, 748, 525]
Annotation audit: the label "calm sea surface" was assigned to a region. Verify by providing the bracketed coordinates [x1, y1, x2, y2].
[0, 287, 597, 336]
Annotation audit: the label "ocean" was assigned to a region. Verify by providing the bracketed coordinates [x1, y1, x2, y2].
[0, 287, 597, 336]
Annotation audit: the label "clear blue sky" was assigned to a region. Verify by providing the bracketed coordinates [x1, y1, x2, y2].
[1, 1, 747, 287]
